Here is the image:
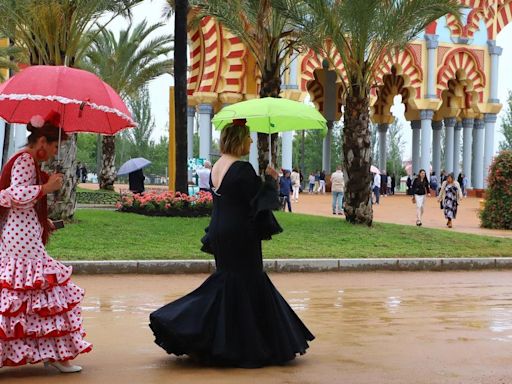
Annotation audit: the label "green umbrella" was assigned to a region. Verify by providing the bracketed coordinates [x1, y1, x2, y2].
[212, 97, 327, 133]
[212, 97, 327, 164]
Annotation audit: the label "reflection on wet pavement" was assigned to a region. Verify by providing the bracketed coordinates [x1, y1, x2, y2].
[2, 271, 512, 384]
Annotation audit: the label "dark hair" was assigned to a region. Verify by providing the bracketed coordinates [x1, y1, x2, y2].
[27, 121, 68, 145]
[220, 123, 250, 156]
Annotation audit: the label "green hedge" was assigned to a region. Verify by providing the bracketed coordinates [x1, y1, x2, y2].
[481, 151, 512, 229]
[76, 191, 120, 205]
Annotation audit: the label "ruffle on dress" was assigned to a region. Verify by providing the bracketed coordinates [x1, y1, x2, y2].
[0, 254, 73, 290]
[0, 331, 91, 366]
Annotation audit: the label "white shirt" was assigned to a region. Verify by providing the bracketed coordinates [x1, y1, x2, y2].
[373, 173, 381, 188]
[197, 168, 211, 189]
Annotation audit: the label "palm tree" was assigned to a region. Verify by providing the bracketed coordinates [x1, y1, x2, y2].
[190, 0, 303, 175]
[173, 0, 189, 193]
[0, 0, 141, 220]
[276, 0, 460, 225]
[81, 20, 173, 190]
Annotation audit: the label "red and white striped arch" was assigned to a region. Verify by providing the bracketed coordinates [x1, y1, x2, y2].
[187, 16, 247, 96]
[373, 46, 423, 99]
[299, 46, 347, 92]
[437, 48, 486, 102]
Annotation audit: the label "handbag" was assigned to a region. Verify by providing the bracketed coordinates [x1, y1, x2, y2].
[411, 196, 416, 204]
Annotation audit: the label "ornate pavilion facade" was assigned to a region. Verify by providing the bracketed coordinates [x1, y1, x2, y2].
[186, 0, 512, 190]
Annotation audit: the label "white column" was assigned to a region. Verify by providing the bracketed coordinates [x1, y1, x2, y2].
[444, 117, 456, 173]
[487, 41, 502, 104]
[282, 131, 293, 170]
[249, 131, 258, 172]
[378, 123, 388, 171]
[14, 124, 27, 151]
[453, 122, 462, 178]
[187, 106, 195, 160]
[420, 110, 434, 174]
[483, 113, 497, 187]
[462, 118, 474, 188]
[472, 119, 485, 189]
[425, 34, 439, 99]
[432, 120, 442, 178]
[411, 120, 421, 174]
[198, 103, 213, 161]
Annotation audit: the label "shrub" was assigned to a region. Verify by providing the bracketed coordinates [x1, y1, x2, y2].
[117, 190, 213, 217]
[480, 151, 512, 229]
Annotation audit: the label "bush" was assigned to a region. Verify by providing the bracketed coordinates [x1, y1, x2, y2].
[480, 151, 512, 229]
[77, 191, 120, 205]
[117, 190, 213, 217]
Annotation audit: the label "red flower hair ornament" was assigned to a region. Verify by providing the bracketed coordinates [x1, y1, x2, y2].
[232, 118, 247, 127]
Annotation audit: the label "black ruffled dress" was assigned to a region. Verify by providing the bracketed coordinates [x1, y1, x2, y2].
[149, 161, 314, 368]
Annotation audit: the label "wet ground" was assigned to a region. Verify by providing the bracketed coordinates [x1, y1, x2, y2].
[2, 272, 512, 383]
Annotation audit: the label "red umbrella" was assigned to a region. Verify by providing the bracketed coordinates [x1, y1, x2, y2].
[0, 65, 136, 134]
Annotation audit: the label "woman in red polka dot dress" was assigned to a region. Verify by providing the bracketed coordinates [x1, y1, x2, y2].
[0, 113, 91, 373]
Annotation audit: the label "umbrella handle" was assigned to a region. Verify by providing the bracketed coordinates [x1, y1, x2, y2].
[268, 133, 271, 167]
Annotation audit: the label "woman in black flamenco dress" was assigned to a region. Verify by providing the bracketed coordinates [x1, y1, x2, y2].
[149, 121, 314, 368]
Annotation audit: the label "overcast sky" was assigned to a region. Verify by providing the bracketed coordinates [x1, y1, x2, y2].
[110, 0, 512, 157]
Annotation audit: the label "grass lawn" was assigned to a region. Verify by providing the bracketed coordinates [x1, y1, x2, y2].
[45, 209, 512, 260]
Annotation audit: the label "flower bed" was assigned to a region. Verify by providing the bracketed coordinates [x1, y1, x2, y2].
[117, 190, 213, 217]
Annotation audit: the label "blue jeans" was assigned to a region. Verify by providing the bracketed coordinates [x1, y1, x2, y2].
[280, 194, 292, 212]
[332, 191, 344, 213]
[373, 186, 380, 204]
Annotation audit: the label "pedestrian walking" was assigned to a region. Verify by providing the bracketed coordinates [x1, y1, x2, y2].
[0, 113, 91, 373]
[391, 174, 396, 195]
[80, 163, 87, 183]
[318, 170, 326, 194]
[279, 170, 293, 212]
[196, 160, 212, 192]
[149, 120, 313, 367]
[438, 173, 463, 228]
[411, 169, 430, 226]
[308, 173, 315, 193]
[373, 172, 381, 205]
[290, 168, 301, 203]
[430, 171, 439, 196]
[330, 166, 344, 215]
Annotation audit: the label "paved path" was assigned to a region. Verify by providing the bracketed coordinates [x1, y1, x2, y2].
[292, 193, 512, 238]
[2, 272, 512, 384]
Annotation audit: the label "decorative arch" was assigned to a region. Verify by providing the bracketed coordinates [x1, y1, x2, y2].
[299, 43, 347, 92]
[496, 0, 512, 36]
[373, 46, 423, 99]
[306, 68, 344, 120]
[372, 65, 417, 121]
[445, 7, 486, 39]
[437, 48, 485, 102]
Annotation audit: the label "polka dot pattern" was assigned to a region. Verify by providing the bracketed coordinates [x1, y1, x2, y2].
[0, 153, 92, 367]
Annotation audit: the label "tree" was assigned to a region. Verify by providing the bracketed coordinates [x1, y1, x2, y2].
[276, 0, 460, 225]
[81, 19, 173, 190]
[292, 121, 342, 178]
[190, 0, 303, 175]
[126, 87, 156, 158]
[0, 0, 141, 219]
[386, 120, 405, 177]
[499, 90, 512, 151]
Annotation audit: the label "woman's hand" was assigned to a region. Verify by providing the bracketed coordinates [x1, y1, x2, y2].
[42, 173, 64, 194]
[47, 218, 56, 230]
[265, 165, 279, 180]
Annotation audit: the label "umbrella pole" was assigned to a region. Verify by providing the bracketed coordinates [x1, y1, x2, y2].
[268, 133, 272, 168]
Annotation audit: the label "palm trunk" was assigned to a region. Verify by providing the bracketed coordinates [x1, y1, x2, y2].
[343, 93, 373, 225]
[46, 134, 79, 221]
[257, 67, 281, 175]
[174, 0, 189, 193]
[99, 135, 116, 190]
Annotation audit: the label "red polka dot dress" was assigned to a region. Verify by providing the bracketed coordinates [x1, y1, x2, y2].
[0, 153, 91, 367]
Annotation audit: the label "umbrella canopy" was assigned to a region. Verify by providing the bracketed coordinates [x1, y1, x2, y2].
[211, 97, 327, 134]
[370, 165, 380, 174]
[117, 157, 151, 176]
[0, 65, 136, 134]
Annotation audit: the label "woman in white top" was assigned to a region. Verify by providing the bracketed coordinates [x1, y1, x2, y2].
[290, 168, 301, 203]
